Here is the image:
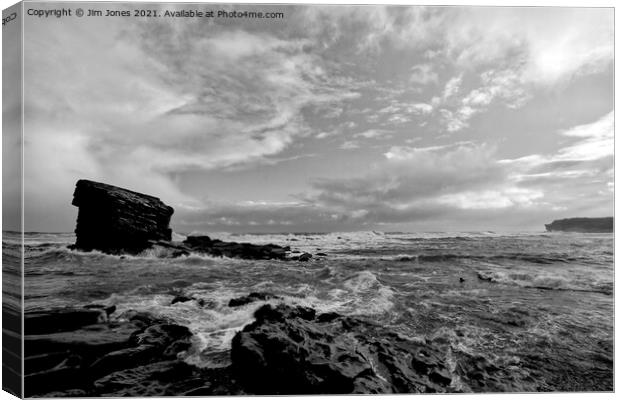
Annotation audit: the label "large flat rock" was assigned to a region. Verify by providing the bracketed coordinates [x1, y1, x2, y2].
[183, 235, 289, 260]
[71, 179, 174, 254]
[23, 307, 201, 397]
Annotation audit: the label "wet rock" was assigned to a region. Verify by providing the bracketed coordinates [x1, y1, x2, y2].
[170, 295, 194, 305]
[183, 235, 213, 248]
[92, 358, 244, 397]
[118, 310, 166, 327]
[70, 180, 174, 254]
[228, 292, 281, 307]
[196, 298, 216, 308]
[25, 308, 109, 335]
[89, 324, 192, 378]
[298, 252, 312, 262]
[147, 240, 191, 258]
[453, 352, 520, 392]
[84, 304, 117, 316]
[181, 384, 212, 396]
[25, 322, 138, 359]
[231, 304, 455, 394]
[476, 272, 493, 282]
[25, 352, 74, 375]
[43, 389, 89, 397]
[183, 235, 288, 260]
[24, 307, 195, 397]
[93, 360, 198, 396]
[25, 363, 89, 396]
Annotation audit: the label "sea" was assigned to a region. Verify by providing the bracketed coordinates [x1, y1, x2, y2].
[3, 230, 614, 392]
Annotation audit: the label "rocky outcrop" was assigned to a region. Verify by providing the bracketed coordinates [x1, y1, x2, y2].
[183, 235, 289, 260]
[291, 252, 312, 261]
[25, 306, 114, 335]
[24, 306, 243, 397]
[230, 304, 456, 394]
[71, 180, 174, 254]
[545, 217, 613, 233]
[24, 299, 538, 396]
[69, 180, 299, 260]
[228, 292, 281, 307]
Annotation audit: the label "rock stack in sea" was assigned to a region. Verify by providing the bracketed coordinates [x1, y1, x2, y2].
[69, 179, 290, 259]
[71, 180, 174, 254]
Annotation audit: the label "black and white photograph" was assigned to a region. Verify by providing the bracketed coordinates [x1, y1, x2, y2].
[1, 1, 615, 397]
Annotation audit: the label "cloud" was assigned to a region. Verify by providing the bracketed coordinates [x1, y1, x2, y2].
[277, 141, 576, 230]
[353, 129, 392, 140]
[339, 140, 361, 150]
[442, 74, 463, 100]
[316, 131, 337, 139]
[439, 69, 531, 132]
[367, 7, 613, 133]
[178, 143, 505, 230]
[304, 110, 612, 227]
[409, 103, 434, 115]
[23, 13, 361, 223]
[497, 112, 613, 217]
[443, 8, 613, 84]
[308, 142, 508, 213]
[502, 112, 614, 218]
[373, 100, 434, 127]
[501, 111, 613, 169]
[439, 109, 469, 132]
[410, 63, 439, 85]
[174, 199, 375, 232]
[300, 6, 611, 88]
[436, 188, 543, 210]
[556, 111, 613, 161]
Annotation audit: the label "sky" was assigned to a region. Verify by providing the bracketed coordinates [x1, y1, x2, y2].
[11, 4, 614, 233]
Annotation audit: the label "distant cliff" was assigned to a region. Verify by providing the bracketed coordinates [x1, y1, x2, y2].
[545, 217, 613, 233]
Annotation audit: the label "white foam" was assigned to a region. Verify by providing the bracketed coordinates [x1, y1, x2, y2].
[476, 267, 611, 293]
[100, 269, 398, 367]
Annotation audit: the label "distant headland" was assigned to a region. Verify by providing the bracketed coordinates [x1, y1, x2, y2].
[545, 217, 613, 233]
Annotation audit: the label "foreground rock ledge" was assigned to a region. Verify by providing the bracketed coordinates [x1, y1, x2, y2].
[24, 306, 242, 397]
[231, 304, 456, 394]
[71, 180, 174, 254]
[24, 300, 538, 396]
